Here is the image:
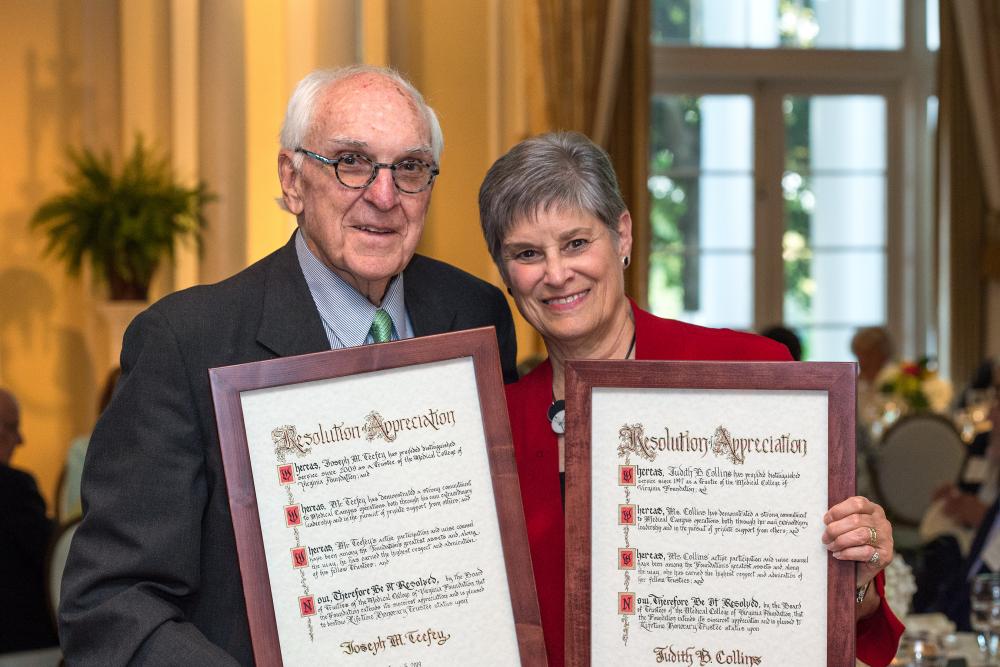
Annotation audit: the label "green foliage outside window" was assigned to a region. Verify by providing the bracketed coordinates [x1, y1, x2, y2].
[652, 0, 820, 48]
[783, 96, 814, 320]
[649, 1, 819, 347]
[649, 96, 699, 315]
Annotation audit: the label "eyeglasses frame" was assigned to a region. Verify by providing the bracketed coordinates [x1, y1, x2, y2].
[294, 147, 440, 194]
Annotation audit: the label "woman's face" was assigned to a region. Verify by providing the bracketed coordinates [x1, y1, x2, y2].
[501, 206, 632, 348]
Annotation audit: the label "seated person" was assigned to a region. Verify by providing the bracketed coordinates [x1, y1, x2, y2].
[958, 357, 998, 409]
[914, 377, 999, 614]
[921, 359, 1000, 551]
[851, 326, 894, 428]
[59, 367, 120, 521]
[930, 417, 1000, 631]
[0, 388, 58, 653]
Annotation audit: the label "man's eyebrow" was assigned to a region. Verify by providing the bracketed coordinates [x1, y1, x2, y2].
[325, 137, 368, 150]
[322, 138, 433, 160]
[404, 144, 434, 157]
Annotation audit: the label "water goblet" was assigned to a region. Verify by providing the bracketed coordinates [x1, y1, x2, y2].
[971, 572, 1000, 666]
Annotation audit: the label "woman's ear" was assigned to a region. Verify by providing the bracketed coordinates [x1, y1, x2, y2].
[616, 210, 634, 261]
[278, 151, 305, 215]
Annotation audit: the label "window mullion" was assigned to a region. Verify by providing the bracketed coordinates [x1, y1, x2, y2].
[753, 84, 785, 330]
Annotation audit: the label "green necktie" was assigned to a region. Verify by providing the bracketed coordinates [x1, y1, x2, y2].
[369, 308, 394, 343]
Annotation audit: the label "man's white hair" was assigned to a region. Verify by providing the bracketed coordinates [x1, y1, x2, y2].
[280, 65, 444, 171]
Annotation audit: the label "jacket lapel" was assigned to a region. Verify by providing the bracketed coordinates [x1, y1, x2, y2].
[403, 255, 456, 337]
[256, 233, 331, 357]
[256, 245, 453, 353]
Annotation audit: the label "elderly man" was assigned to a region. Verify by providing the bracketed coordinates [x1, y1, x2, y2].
[0, 388, 57, 653]
[59, 66, 516, 664]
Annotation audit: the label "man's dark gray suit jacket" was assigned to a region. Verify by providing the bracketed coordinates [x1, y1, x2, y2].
[58, 235, 517, 665]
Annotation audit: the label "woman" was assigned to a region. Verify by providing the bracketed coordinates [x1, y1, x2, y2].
[478, 132, 903, 666]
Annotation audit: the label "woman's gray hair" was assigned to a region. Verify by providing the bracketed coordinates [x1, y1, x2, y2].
[280, 65, 444, 170]
[478, 132, 627, 272]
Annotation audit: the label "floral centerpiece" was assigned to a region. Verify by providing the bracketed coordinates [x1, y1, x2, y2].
[876, 357, 953, 414]
[883, 552, 917, 618]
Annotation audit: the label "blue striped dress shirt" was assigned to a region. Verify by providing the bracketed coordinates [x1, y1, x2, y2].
[294, 230, 413, 348]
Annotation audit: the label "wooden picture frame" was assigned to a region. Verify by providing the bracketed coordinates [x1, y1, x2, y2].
[210, 327, 544, 666]
[564, 360, 855, 666]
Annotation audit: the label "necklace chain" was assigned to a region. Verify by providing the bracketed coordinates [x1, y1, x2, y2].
[547, 330, 636, 434]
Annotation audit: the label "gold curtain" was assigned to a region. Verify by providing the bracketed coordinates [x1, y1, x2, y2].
[951, 0, 1000, 222]
[532, 0, 651, 303]
[939, 0, 1000, 384]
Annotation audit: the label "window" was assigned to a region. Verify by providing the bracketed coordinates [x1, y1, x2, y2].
[652, 0, 904, 50]
[783, 94, 888, 360]
[649, 94, 754, 329]
[648, 0, 937, 361]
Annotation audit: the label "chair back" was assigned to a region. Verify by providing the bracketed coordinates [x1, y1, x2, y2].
[45, 518, 80, 624]
[871, 413, 965, 526]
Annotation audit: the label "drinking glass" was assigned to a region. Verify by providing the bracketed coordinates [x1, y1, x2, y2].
[966, 387, 997, 425]
[971, 572, 1000, 666]
[894, 630, 947, 666]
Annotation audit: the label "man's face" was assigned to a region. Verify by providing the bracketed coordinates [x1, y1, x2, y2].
[0, 392, 23, 466]
[278, 74, 435, 304]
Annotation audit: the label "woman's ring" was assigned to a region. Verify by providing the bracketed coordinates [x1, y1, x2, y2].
[868, 527, 877, 546]
[867, 550, 880, 568]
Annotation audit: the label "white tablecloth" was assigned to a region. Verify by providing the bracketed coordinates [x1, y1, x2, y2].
[0, 648, 61, 667]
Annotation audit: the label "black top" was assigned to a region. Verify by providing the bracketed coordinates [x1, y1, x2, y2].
[0, 464, 57, 653]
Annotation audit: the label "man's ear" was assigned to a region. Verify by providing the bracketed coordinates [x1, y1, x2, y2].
[278, 151, 305, 215]
[616, 210, 634, 260]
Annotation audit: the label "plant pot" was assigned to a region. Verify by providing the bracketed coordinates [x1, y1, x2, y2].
[98, 299, 147, 367]
[108, 271, 150, 301]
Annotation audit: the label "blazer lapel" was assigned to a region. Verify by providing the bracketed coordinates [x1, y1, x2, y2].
[256, 233, 331, 357]
[969, 499, 1000, 569]
[403, 255, 456, 336]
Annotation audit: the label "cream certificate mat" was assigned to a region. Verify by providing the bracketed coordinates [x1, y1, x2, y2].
[589, 387, 829, 665]
[238, 356, 519, 666]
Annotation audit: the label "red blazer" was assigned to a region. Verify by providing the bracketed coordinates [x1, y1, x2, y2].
[505, 302, 904, 666]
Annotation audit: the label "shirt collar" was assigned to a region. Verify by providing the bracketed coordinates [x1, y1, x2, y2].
[294, 230, 409, 347]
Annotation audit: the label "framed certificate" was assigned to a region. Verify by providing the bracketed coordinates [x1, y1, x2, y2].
[210, 327, 544, 666]
[565, 361, 855, 666]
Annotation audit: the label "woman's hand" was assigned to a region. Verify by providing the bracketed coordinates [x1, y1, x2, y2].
[822, 496, 893, 617]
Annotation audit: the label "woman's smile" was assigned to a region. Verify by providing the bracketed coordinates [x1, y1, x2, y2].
[543, 290, 590, 308]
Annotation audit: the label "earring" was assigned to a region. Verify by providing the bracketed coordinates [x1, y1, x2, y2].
[623, 256, 630, 268]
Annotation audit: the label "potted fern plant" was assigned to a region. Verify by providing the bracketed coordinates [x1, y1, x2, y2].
[30, 136, 213, 301]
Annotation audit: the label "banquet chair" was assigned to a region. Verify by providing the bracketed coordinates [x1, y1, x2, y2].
[870, 413, 966, 527]
[45, 517, 81, 625]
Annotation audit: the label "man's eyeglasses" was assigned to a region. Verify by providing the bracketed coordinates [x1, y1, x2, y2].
[295, 148, 439, 194]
